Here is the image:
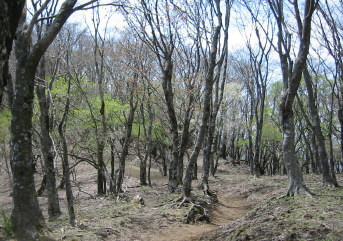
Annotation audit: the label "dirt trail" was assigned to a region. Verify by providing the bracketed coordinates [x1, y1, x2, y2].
[0, 159, 250, 241]
[125, 164, 250, 241]
[137, 194, 249, 241]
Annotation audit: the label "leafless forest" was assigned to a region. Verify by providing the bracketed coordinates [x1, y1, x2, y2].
[0, 0, 343, 240]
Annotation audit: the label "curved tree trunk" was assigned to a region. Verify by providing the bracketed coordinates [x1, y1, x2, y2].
[281, 109, 312, 196]
[268, 0, 318, 196]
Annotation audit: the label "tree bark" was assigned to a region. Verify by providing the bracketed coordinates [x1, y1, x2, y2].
[182, 1, 223, 197]
[281, 109, 313, 196]
[161, 57, 180, 192]
[0, 0, 25, 106]
[58, 77, 75, 226]
[268, 0, 318, 196]
[116, 94, 137, 193]
[303, 67, 336, 186]
[36, 56, 61, 218]
[10, 1, 80, 238]
[93, 18, 107, 195]
[10, 60, 45, 240]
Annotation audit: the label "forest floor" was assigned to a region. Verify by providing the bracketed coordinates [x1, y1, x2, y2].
[0, 157, 343, 241]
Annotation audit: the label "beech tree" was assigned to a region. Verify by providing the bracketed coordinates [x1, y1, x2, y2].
[125, 0, 185, 192]
[267, 0, 318, 196]
[316, 0, 343, 184]
[0, 0, 25, 106]
[182, 0, 231, 199]
[33, 0, 62, 218]
[9, 0, 100, 239]
[198, 0, 232, 192]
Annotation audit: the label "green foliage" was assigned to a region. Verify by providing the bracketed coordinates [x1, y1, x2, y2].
[262, 121, 282, 142]
[235, 139, 249, 147]
[71, 94, 128, 130]
[268, 80, 282, 97]
[0, 108, 11, 142]
[131, 120, 167, 143]
[1, 210, 13, 236]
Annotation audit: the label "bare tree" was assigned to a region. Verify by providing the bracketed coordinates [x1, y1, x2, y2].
[316, 0, 343, 185]
[267, 0, 318, 196]
[182, 0, 229, 199]
[0, 0, 25, 106]
[33, 0, 62, 218]
[58, 74, 76, 226]
[199, 1, 231, 191]
[124, 0, 182, 192]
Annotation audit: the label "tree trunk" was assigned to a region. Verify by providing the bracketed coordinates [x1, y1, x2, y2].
[177, 96, 193, 185]
[36, 56, 61, 218]
[10, 20, 46, 241]
[327, 89, 339, 186]
[182, 12, 223, 197]
[311, 134, 320, 173]
[281, 110, 312, 196]
[116, 96, 137, 193]
[139, 150, 148, 185]
[303, 67, 336, 186]
[10, 0, 79, 237]
[161, 57, 180, 193]
[110, 141, 116, 193]
[10, 67, 45, 238]
[97, 143, 106, 195]
[0, 0, 25, 106]
[58, 77, 75, 226]
[268, 0, 318, 196]
[9, 63, 41, 236]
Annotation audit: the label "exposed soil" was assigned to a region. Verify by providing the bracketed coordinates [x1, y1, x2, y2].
[1, 157, 342, 241]
[0, 158, 251, 241]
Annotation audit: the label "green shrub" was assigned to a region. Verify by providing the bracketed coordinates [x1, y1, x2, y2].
[1, 210, 13, 236]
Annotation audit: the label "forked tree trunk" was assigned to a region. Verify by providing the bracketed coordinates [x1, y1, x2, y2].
[182, 6, 223, 197]
[10, 1, 79, 237]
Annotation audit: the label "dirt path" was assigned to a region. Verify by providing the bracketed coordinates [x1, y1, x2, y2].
[136, 194, 249, 241]
[0, 159, 250, 241]
[124, 164, 250, 241]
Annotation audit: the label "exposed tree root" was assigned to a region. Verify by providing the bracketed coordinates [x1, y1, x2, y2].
[185, 204, 210, 224]
[279, 183, 315, 199]
[173, 196, 193, 207]
[203, 186, 218, 203]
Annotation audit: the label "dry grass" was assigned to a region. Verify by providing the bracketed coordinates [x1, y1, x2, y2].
[1, 158, 342, 241]
[200, 174, 343, 241]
